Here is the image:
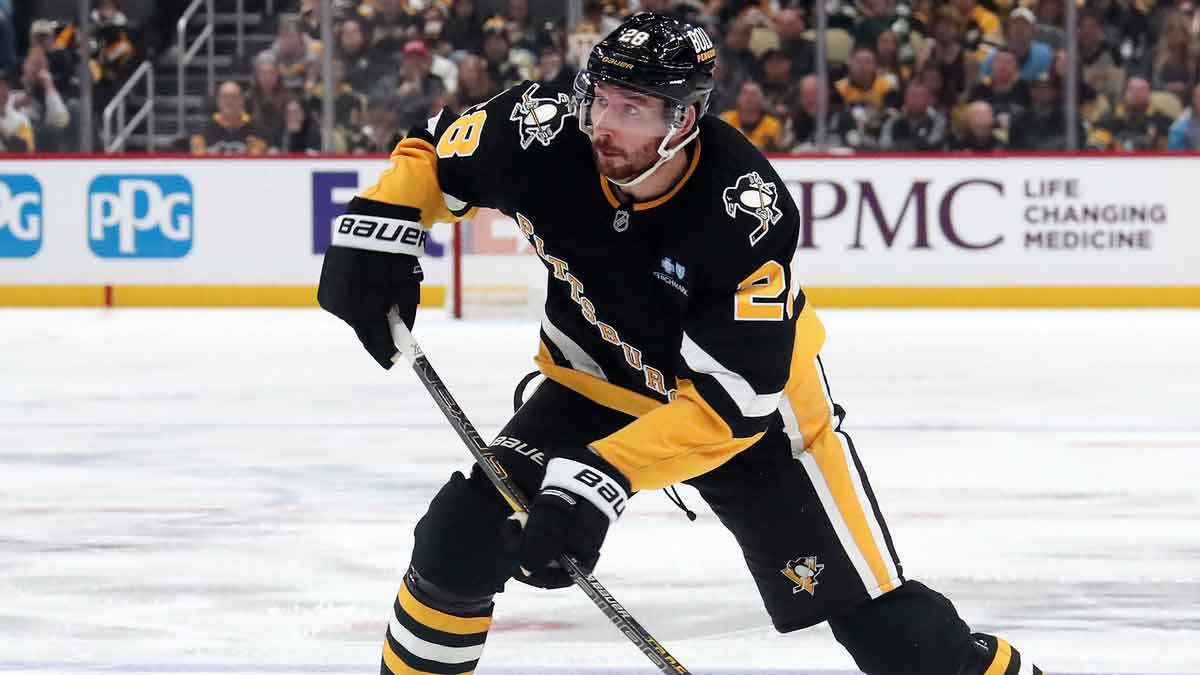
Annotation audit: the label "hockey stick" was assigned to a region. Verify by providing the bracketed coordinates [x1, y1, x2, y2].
[387, 309, 690, 675]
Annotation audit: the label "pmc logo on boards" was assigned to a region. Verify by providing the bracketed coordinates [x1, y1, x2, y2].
[88, 175, 194, 258]
[0, 175, 43, 258]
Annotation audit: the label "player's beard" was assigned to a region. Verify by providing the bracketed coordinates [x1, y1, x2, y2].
[591, 134, 663, 183]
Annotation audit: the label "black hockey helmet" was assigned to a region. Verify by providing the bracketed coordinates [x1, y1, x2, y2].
[575, 12, 716, 115]
[574, 12, 716, 186]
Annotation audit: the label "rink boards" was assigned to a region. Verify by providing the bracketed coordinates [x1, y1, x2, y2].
[2, 154, 1200, 308]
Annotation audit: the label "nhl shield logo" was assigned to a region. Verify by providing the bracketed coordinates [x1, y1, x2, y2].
[781, 556, 825, 596]
[510, 83, 575, 149]
[613, 209, 630, 232]
[722, 171, 783, 246]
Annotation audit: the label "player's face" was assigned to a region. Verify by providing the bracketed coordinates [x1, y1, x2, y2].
[589, 82, 670, 182]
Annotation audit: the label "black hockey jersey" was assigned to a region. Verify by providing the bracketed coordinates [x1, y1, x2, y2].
[352, 81, 826, 491]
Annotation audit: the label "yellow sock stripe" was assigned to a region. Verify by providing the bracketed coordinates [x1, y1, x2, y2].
[807, 427, 896, 593]
[397, 583, 492, 636]
[382, 639, 473, 675]
[983, 638, 1014, 675]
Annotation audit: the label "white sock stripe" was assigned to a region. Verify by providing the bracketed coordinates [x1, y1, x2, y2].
[798, 452, 883, 598]
[541, 457, 627, 523]
[388, 613, 485, 665]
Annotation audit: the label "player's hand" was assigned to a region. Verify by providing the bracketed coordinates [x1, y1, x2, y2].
[506, 449, 631, 589]
[317, 245, 422, 369]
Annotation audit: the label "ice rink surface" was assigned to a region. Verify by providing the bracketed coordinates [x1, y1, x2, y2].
[1, 308, 1198, 675]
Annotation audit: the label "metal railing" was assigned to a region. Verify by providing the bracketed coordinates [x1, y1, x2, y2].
[102, 61, 156, 153]
[177, 0, 216, 139]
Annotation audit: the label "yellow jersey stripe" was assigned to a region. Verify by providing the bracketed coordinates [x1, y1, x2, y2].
[806, 423, 896, 593]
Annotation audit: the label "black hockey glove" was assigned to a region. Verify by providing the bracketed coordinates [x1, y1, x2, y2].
[506, 448, 631, 589]
[317, 197, 426, 369]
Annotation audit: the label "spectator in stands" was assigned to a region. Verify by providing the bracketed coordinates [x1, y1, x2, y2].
[981, 9, 1052, 82]
[391, 40, 446, 130]
[13, 46, 70, 151]
[720, 81, 785, 152]
[717, 18, 759, 102]
[875, 30, 912, 86]
[1077, 9, 1126, 103]
[337, 18, 384, 93]
[357, 96, 403, 153]
[916, 64, 954, 111]
[950, 0, 1001, 50]
[1053, 47, 1104, 122]
[1090, 75, 1174, 151]
[915, 6, 971, 104]
[91, 0, 129, 28]
[967, 48, 1030, 132]
[1168, 83, 1200, 149]
[361, 0, 416, 57]
[760, 49, 798, 119]
[878, 81, 948, 150]
[29, 20, 77, 98]
[1149, 12, 1197, 104]
[0, 0, 15, 74]
[0, 71, 34, 152]
[1032, 0, 1066, 48]
[191, 80, 267, 155]
[482, 17, 525, 89]
[503, 0, 537, 52]
[535, 45, 574, 89]
[788, 74, 859, 151]
[305, 58, 367, 130]
[266, 14, 323, 93]
[1009, 71, 1086, 150]
[247, 52, 288, 142]
[836, 46, 900, 114]
[950, 100, 1007, 151]
[272, 97, 322, 154]
[773, 8, 814, 76]
[443, 0, 484, 56]
[454, 54, 500, 109]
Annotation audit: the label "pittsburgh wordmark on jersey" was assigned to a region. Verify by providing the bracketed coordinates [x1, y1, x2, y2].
[723, 171, 784, 246]
[516, 210, 677, 399]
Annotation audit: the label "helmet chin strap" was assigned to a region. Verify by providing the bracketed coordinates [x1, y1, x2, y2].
[604, 122, 699, 189]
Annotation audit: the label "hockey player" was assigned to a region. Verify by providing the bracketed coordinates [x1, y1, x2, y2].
[318, 12, 1045, 675]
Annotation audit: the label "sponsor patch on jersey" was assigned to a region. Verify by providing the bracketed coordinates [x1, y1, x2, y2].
[510, 83, 576, 149]
[722, 171, 783, 246]
[652, 255, 688, 296]
[781, 556, 825, 596]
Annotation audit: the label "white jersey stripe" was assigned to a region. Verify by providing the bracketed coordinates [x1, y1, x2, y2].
[778, 392, 806, 456]
[388, 613, 485, 665]
[540, 306, 607, 381]
[681, 332, 782, 418]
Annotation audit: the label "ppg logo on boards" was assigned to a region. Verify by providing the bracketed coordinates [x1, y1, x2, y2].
[88, 175, 194, 258]
[0, 175, 43, 258]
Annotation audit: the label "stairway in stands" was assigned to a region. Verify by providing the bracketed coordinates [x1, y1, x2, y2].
[126, 0, 277, 152]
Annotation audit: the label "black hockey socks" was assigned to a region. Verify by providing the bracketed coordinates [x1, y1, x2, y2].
[381, 569, 494, 675]
[964, 633, 1045, 675]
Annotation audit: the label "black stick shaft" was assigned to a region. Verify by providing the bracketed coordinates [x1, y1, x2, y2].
[389, 314, 690, 675]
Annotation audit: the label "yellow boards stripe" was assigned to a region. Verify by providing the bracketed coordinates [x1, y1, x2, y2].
[983, 638, 1014, 675]
[808, 430, 895, 593]
[397, 583, 492, 635]
[382, 640, 473, 675]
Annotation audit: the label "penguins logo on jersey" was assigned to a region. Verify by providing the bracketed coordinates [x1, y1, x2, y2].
[510, 83, 575, 149]
[781, 556, 825, 596]
[723, 171, 783, 246]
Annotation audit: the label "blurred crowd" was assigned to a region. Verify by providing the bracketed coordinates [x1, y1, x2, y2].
[6, 0, 1200, 153]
